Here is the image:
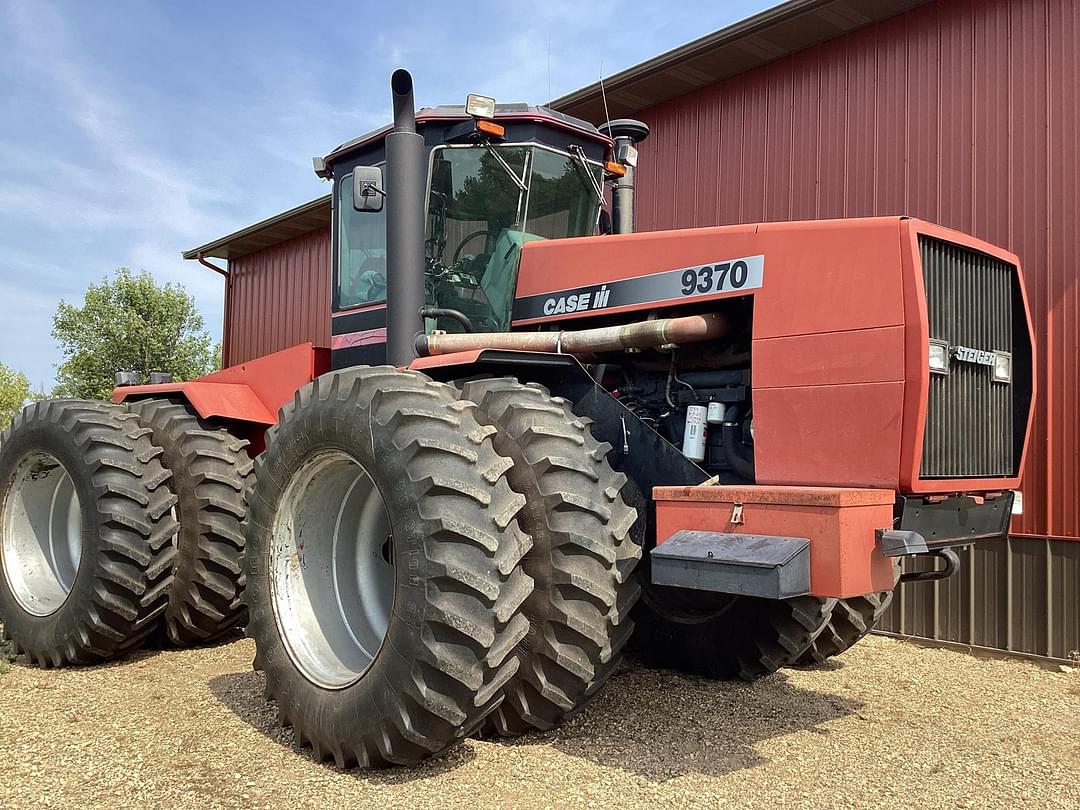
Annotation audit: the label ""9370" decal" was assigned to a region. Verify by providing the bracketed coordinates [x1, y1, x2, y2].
[680, 259, 757, 295]
[511, 253, 765, 322]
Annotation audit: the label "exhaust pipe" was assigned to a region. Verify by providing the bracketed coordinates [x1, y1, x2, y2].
[416, 313, 727, 357]
[598, 119, 650, 234]
[385, 69, 427, 367]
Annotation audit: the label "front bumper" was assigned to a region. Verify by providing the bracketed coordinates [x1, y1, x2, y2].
[896, 492, 1014, 548]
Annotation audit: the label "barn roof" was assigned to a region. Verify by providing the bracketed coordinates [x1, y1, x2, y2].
[549, 0, 932, 122]
[181, 195, 331, 261]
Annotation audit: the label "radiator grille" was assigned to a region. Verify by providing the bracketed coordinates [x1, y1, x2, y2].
[920, 237, 1016, 478]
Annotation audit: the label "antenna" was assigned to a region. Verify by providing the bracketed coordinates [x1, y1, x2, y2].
[599, 60, 612, 126]
[547, 32, 552, 103]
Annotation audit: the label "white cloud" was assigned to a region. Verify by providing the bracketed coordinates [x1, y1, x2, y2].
[0, 0, 769, 389]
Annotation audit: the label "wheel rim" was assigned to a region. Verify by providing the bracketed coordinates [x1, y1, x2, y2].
[1, 452, 83, 617]
[270, 449, 395, 690]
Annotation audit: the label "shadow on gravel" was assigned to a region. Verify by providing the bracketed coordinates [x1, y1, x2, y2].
[499, 657, 862, 782]
[211, 656, 859, 783]
[208, 670, 477, 783]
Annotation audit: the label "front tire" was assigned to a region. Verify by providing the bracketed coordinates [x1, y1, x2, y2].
[0, 400, 178, 666]
[460, 378, 642, 736]
[243, 367, 533, 768]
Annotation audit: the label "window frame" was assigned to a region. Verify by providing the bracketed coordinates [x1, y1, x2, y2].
[333, 162, 388, 313]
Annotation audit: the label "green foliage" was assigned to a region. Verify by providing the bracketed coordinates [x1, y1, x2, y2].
[0, 362, 32, 431]
[52, 268, 216, 400]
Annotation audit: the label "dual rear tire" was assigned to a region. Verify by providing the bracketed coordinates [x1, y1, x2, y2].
[0, 397, 253, 666]
[129, 400, 253, 645]
[0, 400, 178, 666]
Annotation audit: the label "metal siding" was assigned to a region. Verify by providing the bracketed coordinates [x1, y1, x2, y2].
[223, 227, 331, 366]
[1047, 0, 1080, 540]
[880, 537, 1079, 661]
[634, 0, 1076, 541]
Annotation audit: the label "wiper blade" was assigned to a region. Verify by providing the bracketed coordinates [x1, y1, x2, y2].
[568, 145, 604, 203]
[485, 145, 527, 191]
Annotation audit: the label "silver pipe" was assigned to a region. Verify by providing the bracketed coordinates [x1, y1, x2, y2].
[416, 313, 727, 357]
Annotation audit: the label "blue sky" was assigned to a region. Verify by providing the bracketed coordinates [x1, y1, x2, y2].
[0, 0, 772, 388]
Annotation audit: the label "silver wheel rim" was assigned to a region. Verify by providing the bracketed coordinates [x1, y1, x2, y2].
[1, 452, 83, 616]
[270, 449, 395, 690]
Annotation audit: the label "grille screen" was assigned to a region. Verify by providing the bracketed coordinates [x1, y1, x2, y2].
[920, 237, 1016, 478]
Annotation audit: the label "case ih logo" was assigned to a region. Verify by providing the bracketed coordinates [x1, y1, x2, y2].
[952, 345, 996, 366]
[542, 285, 613, 315]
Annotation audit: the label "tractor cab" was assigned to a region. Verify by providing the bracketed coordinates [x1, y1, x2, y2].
[317, 95, 616, 358]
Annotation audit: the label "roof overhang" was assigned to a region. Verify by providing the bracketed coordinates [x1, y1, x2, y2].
[550, 0, 933, 122]
[182, 195, 331, 262]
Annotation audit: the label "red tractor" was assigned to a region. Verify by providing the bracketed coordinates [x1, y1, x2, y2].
[0, 70, 1034, 767]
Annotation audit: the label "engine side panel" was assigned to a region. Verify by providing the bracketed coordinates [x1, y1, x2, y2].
[513, 217, 908, 338]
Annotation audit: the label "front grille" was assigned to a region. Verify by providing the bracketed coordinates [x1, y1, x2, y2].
[920, 236, 1019, 478]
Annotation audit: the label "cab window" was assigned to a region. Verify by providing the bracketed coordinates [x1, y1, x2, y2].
[338, 171, 387, 309]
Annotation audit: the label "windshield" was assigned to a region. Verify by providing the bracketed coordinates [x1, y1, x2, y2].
[425, 144, 602, 331]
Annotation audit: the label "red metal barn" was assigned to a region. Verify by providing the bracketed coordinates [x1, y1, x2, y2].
[186, 0, 1078, 662]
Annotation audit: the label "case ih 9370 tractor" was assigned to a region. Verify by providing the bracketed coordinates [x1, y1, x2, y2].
[0, 70, 1034, 767]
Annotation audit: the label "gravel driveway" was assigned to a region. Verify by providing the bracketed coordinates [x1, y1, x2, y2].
[0, 634, 1076, 809]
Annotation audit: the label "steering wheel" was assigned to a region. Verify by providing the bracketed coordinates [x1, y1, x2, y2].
[452, 230, 492, 265]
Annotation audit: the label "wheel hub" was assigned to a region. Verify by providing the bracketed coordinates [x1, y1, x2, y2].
[269, 449, 395, 690]
[1, 452, 83, 616]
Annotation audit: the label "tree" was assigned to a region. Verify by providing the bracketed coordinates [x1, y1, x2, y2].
[0, 363, 32, 430]
[52, 268, 217, 400]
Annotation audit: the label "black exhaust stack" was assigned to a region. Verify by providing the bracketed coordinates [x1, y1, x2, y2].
[385, 69, 426, 367]
[598, 119, 650, 234]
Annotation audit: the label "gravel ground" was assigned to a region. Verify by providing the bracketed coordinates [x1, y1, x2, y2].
[0, 634, 1077, 810]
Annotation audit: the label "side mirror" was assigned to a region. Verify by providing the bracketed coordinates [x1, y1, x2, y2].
[352, 166, 385, 213]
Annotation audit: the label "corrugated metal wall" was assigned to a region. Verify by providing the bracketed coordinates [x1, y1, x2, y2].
[631, 0, 1078, 658]
[887, 536, 1079, 661]
[224, 227, 331, 366]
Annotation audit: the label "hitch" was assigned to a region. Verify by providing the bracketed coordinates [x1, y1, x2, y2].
[898, 547, 961, 583]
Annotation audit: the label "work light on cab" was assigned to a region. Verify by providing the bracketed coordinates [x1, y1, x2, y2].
[465, 93, 496, 119]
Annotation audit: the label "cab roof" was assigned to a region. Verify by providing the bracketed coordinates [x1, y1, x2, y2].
[320, 104, 613, 171]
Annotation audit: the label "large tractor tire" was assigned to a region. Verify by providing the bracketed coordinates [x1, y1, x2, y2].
[130, 399, 253, 645]
[243, 367, 533, 768]
[0, 400, 178, 666]
[796, 590, 895, 665]
[632, 589, 836, 680]
[460, 378, 642, 736]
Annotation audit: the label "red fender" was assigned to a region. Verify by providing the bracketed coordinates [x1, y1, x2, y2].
[112, 343, 330, 451]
